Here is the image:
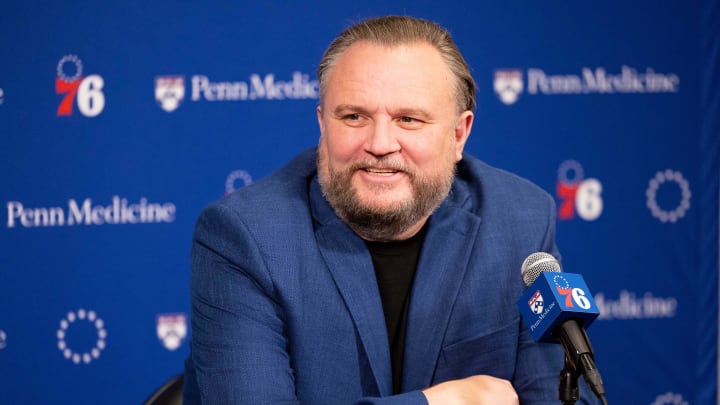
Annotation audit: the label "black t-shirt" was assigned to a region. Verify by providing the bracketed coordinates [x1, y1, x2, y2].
[365, 223, 429, 394]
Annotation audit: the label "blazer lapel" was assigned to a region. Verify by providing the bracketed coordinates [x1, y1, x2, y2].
[310, 179, 393, 396]
[401, 193, 483, 391]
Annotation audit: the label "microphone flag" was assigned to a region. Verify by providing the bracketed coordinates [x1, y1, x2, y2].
[518, 272, 600, 343]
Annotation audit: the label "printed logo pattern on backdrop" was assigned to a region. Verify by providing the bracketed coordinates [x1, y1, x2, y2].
[1, 4, 716, 405]
[646, 169, 692, 223]
[225, 170, 253, 195]
[6, 196, 177, 228]
[155, 71, 319, 107]
[56, 309, 107, 365]
[494, 69, 524, 105]
[594, 290, 678, 320]
[55, 55, 105, 117]
[156, 313, 187, 351]
[527, 66, 680, 95]
[651, 392, 689, 405]
[494, 65, 680, 105]
[155, 76, 185, 113]
[556, 160, 603, 221]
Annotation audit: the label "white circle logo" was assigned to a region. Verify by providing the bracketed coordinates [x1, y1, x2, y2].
[646, 169, 691, 223]
[651, 392, 688, 405]
[225, 170, 253, 195]
[552, 274, 570, 290]
[57, 309, 107, 365]
[0, 329, 7, 349]
[558, 159, 584, 184]
[57, 55, 83, 83]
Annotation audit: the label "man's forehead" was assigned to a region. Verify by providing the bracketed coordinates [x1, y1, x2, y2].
[338, 39, 441, 61]
[329, 42, 451, 84]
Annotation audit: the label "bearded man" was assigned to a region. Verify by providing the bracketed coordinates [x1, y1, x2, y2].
[184, 15, 599, 405]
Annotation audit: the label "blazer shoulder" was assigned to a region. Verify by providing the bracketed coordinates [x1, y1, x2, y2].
[456, 154, 556, 213]
[214, 148, 317, 218]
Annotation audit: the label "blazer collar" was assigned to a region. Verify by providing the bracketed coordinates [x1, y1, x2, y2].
[309, 175, 482, 395]
[310, 178, 393, 396]
[401, 187, 482, 391]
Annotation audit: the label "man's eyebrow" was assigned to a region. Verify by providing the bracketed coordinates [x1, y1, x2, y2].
[393, 107, 433, 120]
[332, 104, 366, 116]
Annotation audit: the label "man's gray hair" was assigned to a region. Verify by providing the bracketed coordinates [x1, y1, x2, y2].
[317, 15, 477, 113]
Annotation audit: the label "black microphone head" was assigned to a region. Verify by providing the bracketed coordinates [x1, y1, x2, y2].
[521, 252, 561, 286]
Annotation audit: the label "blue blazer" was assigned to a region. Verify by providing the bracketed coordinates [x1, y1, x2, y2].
[183, 148, 598, 404]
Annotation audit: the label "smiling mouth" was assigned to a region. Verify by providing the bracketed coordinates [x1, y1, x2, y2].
[364, 168, 400, 176]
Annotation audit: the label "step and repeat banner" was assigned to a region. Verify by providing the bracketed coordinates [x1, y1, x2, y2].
[1, 1, 718, 404]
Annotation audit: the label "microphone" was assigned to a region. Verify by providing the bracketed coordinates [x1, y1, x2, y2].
[517, 252, 606, 402]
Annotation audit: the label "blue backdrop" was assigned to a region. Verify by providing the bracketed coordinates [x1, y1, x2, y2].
[1, 1, 718, 404]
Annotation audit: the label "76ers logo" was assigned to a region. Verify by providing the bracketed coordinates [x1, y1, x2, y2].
[56, 55, 105, 117]
[552, 275, 592, 310]
[556, 160, 603, 221]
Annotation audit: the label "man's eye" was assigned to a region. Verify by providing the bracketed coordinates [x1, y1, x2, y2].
[344, 114, 361, 120]
[400, 116, 415, 123]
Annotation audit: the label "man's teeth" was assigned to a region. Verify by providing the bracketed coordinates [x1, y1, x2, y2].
[366, 168, 397, 175]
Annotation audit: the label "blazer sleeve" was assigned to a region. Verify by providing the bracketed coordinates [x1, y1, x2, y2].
[186, 203, 300, 404]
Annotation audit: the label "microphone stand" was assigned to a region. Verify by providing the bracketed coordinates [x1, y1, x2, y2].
[555, 320, 608, 404]
[558, 356, 579, 405]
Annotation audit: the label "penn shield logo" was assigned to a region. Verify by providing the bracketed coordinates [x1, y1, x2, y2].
[155, 76, 185, 112]
[156, 313, 187, 351]
[528, 290, 545, 315]
[494, 69, 523, 105]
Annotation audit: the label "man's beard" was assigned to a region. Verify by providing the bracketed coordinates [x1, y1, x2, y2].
[318, 153, 456, 241]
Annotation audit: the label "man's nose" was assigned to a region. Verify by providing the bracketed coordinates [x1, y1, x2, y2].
[364, 120, 400, 157]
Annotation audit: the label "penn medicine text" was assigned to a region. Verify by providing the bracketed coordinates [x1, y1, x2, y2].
[528, 65, 679, 94]
[191, 72, 318, 101]
[6, 196, 176, 228]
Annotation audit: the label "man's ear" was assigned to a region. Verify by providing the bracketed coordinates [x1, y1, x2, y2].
[317, 106, 325, 134]
[454, 110, 474, 161]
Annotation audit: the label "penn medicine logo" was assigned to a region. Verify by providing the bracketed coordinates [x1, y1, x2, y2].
[155, 76, 185, 112]
[494, 65, 679, 105]
[155, 71, 319, 112]
[494, 69, 524, 105]
[156, 313, 187, 351]
[6, 196, 176, 228]
[528, 290, 545, 315]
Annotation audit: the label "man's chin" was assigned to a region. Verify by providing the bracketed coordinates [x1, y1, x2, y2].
[353, 195, 412, 214]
